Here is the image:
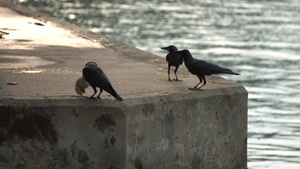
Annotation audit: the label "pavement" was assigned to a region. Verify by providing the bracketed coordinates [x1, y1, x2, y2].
[0, 0, 240, 101]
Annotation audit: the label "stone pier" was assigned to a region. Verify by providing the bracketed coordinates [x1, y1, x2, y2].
[0, 1, 247, 169]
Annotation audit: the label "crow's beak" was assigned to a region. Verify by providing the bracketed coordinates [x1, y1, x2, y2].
[161, 47, 168, 50]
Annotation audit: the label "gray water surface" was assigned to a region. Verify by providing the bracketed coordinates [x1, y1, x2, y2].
[8, 0, 300, 168]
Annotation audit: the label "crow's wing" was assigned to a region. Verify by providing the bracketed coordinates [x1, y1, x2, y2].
[179, 54, 184, 65]
[188, 59, 220, 75]
[167, 52, 184, 66]
[191, 59, 237, 75]
[166, 53, 170, 62]
[83, 65, 123, 101]
[83, 66, 112, 88]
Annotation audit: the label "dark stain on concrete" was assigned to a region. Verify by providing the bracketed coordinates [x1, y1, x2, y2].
[191, 153, 203, 169]
[134, 157, 144, 169]
[103, 136, 110, 148]
[71, 140, 77, 156]
[109, 164, 120, 169]
[164, 112, 175, 139]
[137, 134, 145, 145]
[72, 108, 80, 117]
[142, 104, 154, 117]
[223, 95, 233, 109]
[70, 140, 89, 164]
[78, 150, 89, 163]
[110, 136, 116, 146]
[103, 135, 116, 148]
[108, 164, 120, 169]
[215, 111, 219, 120]
[93, 114, 116, 134]
[0, 107, 57, 145]
[0, 154, 9, 165]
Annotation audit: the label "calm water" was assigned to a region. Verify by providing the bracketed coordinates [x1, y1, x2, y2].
[8, 0, 300, 168]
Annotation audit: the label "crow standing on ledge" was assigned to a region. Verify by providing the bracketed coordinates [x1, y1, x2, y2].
[161, 45, 183, 81]
[83, 62, 123, 101]
[176, 50, 240, 90]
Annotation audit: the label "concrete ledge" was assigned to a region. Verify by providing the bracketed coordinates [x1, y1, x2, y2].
[0, 86, 247, 169]
[0, 1, 248, 169]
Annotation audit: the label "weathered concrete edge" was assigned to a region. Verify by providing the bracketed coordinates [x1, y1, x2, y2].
[124, 86, 248, 169]
[0, 86, 248, 108]
[0, 0, 158, 61]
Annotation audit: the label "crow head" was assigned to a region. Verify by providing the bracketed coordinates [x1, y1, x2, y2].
[161, 45, 178, 53]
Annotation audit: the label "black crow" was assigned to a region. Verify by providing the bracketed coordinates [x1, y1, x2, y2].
[161, 45, 184, 81]
[83, 62, 123, 101]
[176, 50, 240, 90]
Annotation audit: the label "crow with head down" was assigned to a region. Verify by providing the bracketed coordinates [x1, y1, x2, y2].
[82, 61, 123, 101]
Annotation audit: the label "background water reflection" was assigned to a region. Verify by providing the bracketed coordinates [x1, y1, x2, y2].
[8, 0, 300, 168]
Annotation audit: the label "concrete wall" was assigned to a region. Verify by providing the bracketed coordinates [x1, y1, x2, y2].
[0, 86, 247, 169]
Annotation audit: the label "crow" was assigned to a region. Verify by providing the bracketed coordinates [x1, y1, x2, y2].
[161, 45, 184, 81]
[176, 49, 240, 90]
[82, 62, 123, 101]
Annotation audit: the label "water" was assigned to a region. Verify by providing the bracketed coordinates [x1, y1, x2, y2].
[7, 0, 300, 168]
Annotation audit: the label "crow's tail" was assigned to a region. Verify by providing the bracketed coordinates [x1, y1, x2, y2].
[220, 69, 240, 75]
[113, 92, 123, 101]
[106, 86, 123, 101]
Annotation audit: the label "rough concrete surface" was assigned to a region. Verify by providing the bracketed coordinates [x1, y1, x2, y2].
[0, 1, 248, 169]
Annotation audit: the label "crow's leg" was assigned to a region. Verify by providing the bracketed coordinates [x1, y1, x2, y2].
[174, 66, 181, 81]
[189, 78, 202, 90]
[90, 87, 97, 98]
[96, 88, 103, 98]
[197, 76, 207, 89]
[168, 64, 172, 81]
[189, 81, 203, 91]
[189, 75, 205, 91]
[192, 81, 201, 88]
